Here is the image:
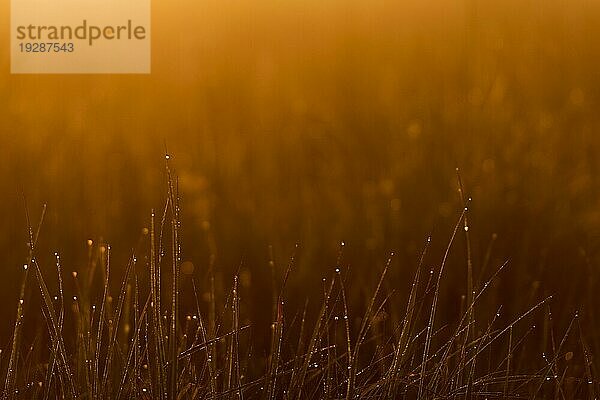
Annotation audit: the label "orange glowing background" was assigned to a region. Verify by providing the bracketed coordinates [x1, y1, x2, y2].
[0, 0, 599, 344]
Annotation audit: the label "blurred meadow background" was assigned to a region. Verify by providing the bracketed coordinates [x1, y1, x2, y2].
[1, 0, 600, 383]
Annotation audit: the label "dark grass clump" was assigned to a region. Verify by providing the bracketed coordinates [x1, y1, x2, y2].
[1, 158, 596, 399]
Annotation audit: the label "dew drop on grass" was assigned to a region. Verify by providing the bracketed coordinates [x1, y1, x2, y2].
[23, 264, 27, 270]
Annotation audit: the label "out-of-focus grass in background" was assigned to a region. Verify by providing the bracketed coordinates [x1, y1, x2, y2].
[1, 0, 599, 352]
